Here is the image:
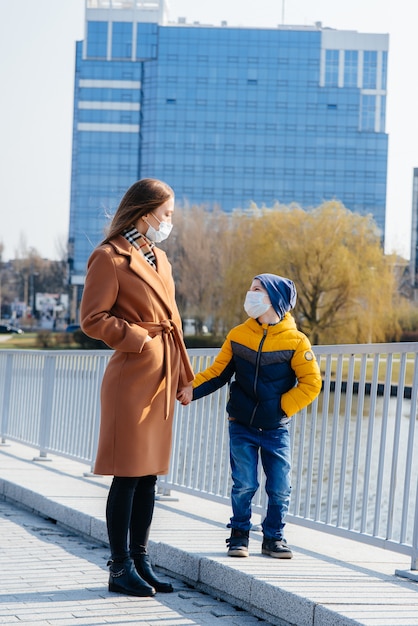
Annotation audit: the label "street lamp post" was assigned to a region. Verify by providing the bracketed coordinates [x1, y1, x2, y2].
[29, 272, 39, 328]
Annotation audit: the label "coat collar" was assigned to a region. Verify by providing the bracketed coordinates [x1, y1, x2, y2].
[107, 235, 174, 315]
[245, 313, 297, 334]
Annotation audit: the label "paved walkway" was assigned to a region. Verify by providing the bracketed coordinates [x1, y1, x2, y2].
[1, 441, 418, 626]
[0, 498, 261, 625]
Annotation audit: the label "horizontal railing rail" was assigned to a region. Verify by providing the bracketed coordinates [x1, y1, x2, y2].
[1, 343, 417, 572]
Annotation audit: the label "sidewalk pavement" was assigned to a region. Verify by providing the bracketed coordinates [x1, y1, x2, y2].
[1, 440, 418, 626]
[0, 498, 262, 625]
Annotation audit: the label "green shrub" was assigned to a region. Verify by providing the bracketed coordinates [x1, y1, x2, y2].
[184, 335, 223, 349]
[36, 331, 54, 348]
[73, 329, 109, 350]
[54, 332, 72, 347]
[400, 331, 418, 342]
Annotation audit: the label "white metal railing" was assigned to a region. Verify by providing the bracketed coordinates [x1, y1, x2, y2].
[1, 343, 418, 573]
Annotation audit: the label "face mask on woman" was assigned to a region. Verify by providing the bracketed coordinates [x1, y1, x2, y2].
[144, 215, 173, 243]
[243, 291, 271, 319]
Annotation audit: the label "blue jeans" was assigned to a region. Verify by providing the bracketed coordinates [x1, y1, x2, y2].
[228, 420, 292, 540]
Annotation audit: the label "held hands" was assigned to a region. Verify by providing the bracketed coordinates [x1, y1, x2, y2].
[176, 385, 193, 406]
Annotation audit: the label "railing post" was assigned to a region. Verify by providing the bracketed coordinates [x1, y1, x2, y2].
[411, 477, 418, 571]
[33, 355, 56, 462]
[395, 476, 418, 580]
[157, 474, 172, 497]
[0, 353, 14, 445]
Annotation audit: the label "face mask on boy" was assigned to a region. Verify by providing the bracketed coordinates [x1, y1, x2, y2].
[243, 291, 271, 319]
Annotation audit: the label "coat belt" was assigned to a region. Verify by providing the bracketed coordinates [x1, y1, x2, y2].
[136, 319, 194, 419]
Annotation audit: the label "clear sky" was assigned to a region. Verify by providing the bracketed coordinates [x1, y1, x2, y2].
[0, 0, 414, 262]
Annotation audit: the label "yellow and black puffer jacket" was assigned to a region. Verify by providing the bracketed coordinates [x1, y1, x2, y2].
[192, 314, 322, 429]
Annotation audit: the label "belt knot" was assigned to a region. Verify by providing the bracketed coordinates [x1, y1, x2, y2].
[161, 319, 173, 334]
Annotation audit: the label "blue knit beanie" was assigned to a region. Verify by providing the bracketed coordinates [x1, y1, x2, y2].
[254, 273, 297, 319]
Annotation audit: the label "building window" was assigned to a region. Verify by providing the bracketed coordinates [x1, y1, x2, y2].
[87, 21, 107, 58]
[381, 51, 388, 90]
[363, 51, 377, 89]
[380, 95, 386, 132]
[344, 50, 358, 87]
[360, 94, 376, 131]
[247, 68, 258, 85]
[325, 49, 339, 87]
[136, 22, 158, 59]
[112, 22, 132, 59]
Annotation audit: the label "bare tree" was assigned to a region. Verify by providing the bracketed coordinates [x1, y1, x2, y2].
[163, 204, 230, 335]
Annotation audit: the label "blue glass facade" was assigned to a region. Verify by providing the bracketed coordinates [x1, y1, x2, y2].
[68, 2, 389, 281]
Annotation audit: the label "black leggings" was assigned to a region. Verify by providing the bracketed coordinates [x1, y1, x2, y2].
[106, 475, 157, 562]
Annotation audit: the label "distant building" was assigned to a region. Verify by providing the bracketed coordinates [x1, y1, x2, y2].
[68, 0, 389, 287]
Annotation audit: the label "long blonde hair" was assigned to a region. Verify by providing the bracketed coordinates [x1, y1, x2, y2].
[102, 178, 174, 244]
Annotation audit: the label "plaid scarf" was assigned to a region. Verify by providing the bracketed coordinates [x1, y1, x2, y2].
[123, 226, 156, 269]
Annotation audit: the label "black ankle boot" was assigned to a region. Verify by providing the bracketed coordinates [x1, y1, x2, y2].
[133, 553, 174, 593]
[108, 558, 156, 596]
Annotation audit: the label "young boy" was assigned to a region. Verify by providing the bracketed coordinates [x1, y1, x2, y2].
[192, 273, 322, 558]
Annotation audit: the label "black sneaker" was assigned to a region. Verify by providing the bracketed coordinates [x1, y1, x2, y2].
[226, 528, 249, 557]
[262, 537, 293, 559]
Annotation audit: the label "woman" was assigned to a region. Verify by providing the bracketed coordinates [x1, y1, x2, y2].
[80, 178, 194, 597]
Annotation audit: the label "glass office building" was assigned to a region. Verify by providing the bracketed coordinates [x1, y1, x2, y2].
[68, 0, 389, 285]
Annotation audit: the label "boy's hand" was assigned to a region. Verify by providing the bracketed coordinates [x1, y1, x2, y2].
[176, 385, 193, 405]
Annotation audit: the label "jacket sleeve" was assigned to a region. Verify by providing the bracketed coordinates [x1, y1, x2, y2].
[281, 334, 322, 417]
[80, 247, 148, 352]
[192, 336, 235, 400]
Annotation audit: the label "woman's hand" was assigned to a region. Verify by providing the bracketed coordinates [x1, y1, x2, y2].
[176, 385, 193, 405]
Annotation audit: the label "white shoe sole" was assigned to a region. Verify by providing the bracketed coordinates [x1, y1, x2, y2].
[227, 549, 249, 557]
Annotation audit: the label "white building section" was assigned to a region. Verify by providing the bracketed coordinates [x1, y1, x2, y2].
[319, 30, 389, 88]
[321, 29, 389, 52]
[77, 123, 140, 132]
[319, 29, 388, 133]
[79, 79, 141, 89]
[85, 0, 168, 24]
[78, 101, 140, 111]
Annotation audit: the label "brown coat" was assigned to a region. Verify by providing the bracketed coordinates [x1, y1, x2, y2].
[80, 236, 194, 477]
